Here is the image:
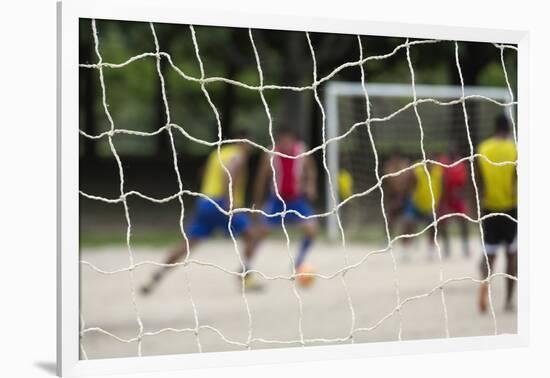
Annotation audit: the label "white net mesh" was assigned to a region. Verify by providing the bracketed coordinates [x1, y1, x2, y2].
[79, 19, 518, 357]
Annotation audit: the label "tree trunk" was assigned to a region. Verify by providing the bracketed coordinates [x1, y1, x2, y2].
[448, 45, 487, 156]
[154, 59, 171, 158]
[220, 63, 237, 139]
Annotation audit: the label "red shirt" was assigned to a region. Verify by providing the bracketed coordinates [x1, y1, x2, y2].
[274, 142, 305, 201]
[439, 155, 468, 201]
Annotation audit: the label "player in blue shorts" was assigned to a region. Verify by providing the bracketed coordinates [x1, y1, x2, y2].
[140, 136, 263, 295]
[253, 128, 318, 274]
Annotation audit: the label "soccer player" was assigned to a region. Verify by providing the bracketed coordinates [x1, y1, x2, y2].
[140, 134, 263, 295]
[477, 114, 517, 313]
[401, 160, 444, 260]
[382, 147, 414, 236]
[253, 128, 318, 274]
[437, 142, 471, 258]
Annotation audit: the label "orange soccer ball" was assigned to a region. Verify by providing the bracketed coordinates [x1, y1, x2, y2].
[296, 264, 316, 288]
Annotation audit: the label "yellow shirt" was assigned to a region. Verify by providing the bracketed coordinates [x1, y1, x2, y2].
[478, 137, 517, 211]
[412, 164, 443, 214]
[200, 145, 247, 207]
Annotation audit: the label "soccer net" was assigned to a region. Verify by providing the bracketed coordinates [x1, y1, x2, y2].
[325, 82, 513, 241]
[79, 19, 518, 359]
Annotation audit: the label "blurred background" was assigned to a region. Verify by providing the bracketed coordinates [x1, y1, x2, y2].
[79, 19, 516, 244]
[79, 18, 517, 359]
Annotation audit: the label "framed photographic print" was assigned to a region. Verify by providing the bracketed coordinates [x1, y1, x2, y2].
[57, 0, 529, 376]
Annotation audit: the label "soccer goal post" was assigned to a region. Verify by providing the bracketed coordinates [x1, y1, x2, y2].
[324, 82, 513, 242]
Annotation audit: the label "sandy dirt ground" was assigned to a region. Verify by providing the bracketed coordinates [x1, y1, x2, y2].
[80, 236, 516, 359]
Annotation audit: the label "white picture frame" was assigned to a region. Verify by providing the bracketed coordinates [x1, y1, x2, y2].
[57, 0, 530, 376]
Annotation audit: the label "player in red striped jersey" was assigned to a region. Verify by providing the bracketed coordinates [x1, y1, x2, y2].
[254, 128, 318, 274]
[437, 142, 471, 258]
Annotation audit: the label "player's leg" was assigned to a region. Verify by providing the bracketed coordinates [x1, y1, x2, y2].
[255, 193, 282, 246]
[230, 212, 266, 291]
[478, 211, 501, 313]
[437, 216, 451, 258]
[384, 193, 399, 237]
[164, 239, 196, 265]
[426, 219, 437, 261]
[295, 220, 317, 268]
[246, 193, 283, 272]
[504, 246, 517, 311]
[140, 198, 215, 296]
[455, 199, 471, 257]
[405, 202, 435, 260]
[478, 250, 497, 313]
[401, 198, 418, 261]
[140, 238, 199, 295]
[503, 209, 518, 311]
[458, 217, 470, 257]
[292, 197, 317, 269]
[231, 213, 262, 271]
[436, 198, 450, 257]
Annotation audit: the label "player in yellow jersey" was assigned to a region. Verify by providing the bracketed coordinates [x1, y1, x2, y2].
[401, 161, 444, 261]
[477, 114, 517, 313]
[140, 133, 263, 295]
